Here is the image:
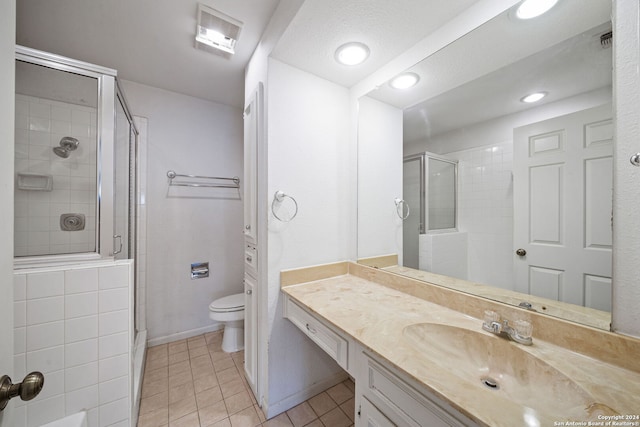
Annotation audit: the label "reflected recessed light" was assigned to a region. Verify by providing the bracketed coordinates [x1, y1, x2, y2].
[335, 42, 370, 66]
[521, 92, 547, 103]
[390, 72, 420, 90]
[516, 0, 559, 19]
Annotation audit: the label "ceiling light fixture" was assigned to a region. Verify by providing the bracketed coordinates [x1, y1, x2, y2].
[521, 92, 547, 103]
[195, 3, 243, 59]
[389, 72, 420, 90]
[516, 0, 559, 19]
[335, 42, 370, 66]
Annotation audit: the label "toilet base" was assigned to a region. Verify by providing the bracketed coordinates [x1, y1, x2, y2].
[222, 320, 244, 353]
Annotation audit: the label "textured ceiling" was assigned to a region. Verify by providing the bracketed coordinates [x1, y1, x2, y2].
[16, 0, 280, 108]
[271, 0, 481, 88]
[362, 0, 612, 143]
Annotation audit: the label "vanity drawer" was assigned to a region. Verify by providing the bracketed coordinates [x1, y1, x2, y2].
[364, 354, 473, 427]
[284, 297, 348, 370]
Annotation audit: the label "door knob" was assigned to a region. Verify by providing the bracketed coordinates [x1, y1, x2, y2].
[0, 372, 45, 411]
[516, 248, 527, 256]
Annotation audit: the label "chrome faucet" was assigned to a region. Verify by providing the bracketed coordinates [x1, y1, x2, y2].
[482, 311, 533, 345]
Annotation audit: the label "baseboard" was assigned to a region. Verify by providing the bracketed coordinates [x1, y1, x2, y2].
[147, 323, 224, 347]
[263, 370, 350, 419]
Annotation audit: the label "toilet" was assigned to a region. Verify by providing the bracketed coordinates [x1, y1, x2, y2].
[209, 293, 245, 353]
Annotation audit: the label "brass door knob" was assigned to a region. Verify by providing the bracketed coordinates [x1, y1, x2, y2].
[516, 248, 527, 256]
[0, 372, 44, 411]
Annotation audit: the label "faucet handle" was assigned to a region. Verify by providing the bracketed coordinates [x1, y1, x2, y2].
[514, 319, 533, 340]
[483, 310, 500, 325]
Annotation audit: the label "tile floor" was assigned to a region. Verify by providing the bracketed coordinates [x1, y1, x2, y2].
[137, 331, 355, 427]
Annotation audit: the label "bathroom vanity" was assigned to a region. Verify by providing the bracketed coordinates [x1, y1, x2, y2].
[281, 262, 640, 427]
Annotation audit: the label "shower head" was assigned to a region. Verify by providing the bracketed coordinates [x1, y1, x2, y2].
[53, 146, 71, 158]
[52, 137, 79, 158]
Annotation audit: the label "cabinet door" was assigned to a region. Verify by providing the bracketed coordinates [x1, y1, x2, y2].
[360, 397, 396, 427]
[243, 85, 262, 243]
[244, 273, 258, 397]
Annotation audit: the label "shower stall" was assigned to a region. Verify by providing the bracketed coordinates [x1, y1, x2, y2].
[12, 46, 146, 426]
[402, 153, 461, 274]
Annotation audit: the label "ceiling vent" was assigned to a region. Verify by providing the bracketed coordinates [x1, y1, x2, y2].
[195, 4, 243, 59]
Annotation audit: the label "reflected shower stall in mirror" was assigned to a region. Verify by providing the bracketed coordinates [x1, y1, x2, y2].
[402, 153, 458, 272]
[357, 0, 613, 330]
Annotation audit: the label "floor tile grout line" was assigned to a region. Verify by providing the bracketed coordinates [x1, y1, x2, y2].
[141, 331, 355, 427]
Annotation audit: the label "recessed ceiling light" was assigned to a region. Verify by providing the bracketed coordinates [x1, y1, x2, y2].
[335, 42, 370, 66]
[389, 72, 420, 90]
[516, 0, 559, 19]
[521, 92, 547, 103]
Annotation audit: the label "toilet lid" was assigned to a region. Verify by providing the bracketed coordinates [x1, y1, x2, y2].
[209, 293, 244, 312]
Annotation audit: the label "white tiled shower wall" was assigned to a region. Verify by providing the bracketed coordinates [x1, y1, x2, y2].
[13, 260, 133, 427]
[14, 94, 97, 256]
[447, 140, 514, 289]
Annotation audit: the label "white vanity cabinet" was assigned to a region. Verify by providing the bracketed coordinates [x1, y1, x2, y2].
[360, 396, 396, 427]
[358, 353, 478, 427]
[283, 295, 350, 371]
[243, 83, 264, 401]
[282, 294, 479, 427]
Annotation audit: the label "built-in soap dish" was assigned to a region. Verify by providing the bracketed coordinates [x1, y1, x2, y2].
[17, 173, 53, 191]
[60, 214, 85, 231]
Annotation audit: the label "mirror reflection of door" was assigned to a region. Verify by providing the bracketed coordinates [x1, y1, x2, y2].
[513, 104, 613, 311]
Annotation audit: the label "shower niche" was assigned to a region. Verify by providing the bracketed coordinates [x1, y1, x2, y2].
[14, 46, 137, 262]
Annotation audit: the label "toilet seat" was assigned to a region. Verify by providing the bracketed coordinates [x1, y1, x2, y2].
[209, 293, 244, 313]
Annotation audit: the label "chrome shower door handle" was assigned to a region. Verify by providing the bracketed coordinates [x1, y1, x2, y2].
[113, 234, 123, 255]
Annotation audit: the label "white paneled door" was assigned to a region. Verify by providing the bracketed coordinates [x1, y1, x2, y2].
[513, 104, 613, 310]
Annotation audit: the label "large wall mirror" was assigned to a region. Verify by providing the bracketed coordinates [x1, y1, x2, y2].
[357, 0, 613, 330]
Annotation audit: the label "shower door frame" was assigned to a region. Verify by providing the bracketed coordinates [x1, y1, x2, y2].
[403, 151, 459, 235]
[14, 45, 118, 266]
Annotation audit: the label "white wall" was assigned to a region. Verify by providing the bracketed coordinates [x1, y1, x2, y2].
[357, 96, 403, 260]
[265, 58, 350, 415]
[13, 260, 134, 427]
[120, 80, 244, 344]
[447, 141, 514, 288]
[612, 0, 640, 337]
[0, 1, 16, 426]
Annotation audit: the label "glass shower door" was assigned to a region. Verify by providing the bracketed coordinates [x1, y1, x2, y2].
[113, 94, 136, 260]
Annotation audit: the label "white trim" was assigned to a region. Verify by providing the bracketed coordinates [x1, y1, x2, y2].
[16, 45, 117, 76]
[132, 329, 147, 425]
[263, 370, 349, 419]
[147, 323, 224, 347]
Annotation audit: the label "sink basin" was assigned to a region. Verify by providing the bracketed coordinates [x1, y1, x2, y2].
[402, 323, 605, 418]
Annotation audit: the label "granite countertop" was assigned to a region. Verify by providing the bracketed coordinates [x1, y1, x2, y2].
[282, 273, 640, 427]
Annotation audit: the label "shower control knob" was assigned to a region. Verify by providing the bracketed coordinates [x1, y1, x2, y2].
[516, 248, 527, 257]
[245, 225, 251, 230]
[0, 372, 44, 411]
[246, 290, 252, 295]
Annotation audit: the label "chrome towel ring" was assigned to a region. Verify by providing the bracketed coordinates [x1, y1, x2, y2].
[272, 191, 298, 222]
[394, 198, 410, 220]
